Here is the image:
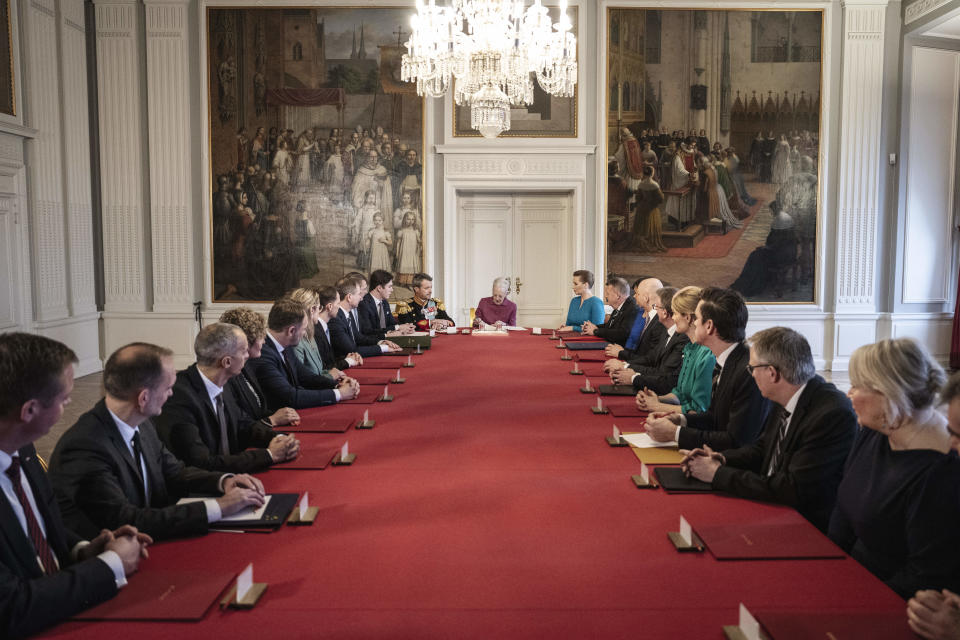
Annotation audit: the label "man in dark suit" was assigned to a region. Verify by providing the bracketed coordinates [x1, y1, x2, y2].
[218, 306, 302, 428]
[0, 333, 149, 638]
[330, 275, 403, 359]
[357, 269, 415, 341]
[250, 297, 359, 411]
[604, 277, 666, 363]
[609, 287, 689, 396]
[644, 286, 770, 451]
[682, 327, 857, 533]
[580, 277, 639, 346]
[156, 323, 300, 474]
[49, 343, 268, 542]
[314, 286, 361, 370]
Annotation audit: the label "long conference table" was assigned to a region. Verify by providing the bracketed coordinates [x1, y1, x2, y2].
[44, 331, 911, 639]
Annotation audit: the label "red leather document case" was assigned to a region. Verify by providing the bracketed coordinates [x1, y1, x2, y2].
[272, 441, 337, 470]
[73, 570, 233, 621]
[697, 515, 846, 560]
[754, 610, 916, 639]
[286, 408, 354, 432]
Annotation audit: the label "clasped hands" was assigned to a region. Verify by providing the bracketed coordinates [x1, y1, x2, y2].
[908, 589, 960, 639]
[81, 524, 153, 576]
[268, 433, 301, 463]
[679, 445, 724, 483]
[580, 321, 598, 336]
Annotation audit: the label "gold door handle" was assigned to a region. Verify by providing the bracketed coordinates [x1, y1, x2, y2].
[515, 277, 522, 294]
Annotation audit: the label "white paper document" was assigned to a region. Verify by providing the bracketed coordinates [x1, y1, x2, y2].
[621, 433, 678, 448]
[178, 495, 272, 522]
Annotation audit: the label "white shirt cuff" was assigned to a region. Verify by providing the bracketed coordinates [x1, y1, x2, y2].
[345, 357, 357, 367]
[266, 447, 275, 462]
[631, 373, 639, 383]
[674, 426, 682, 442]
[97, 550, 128, 589]
[378, 343, 390, 353]
[204, 499, 222, 523]
[679, 414, 688, 427]
[334, 389, 341, 401]
[217, 473, 234, 493]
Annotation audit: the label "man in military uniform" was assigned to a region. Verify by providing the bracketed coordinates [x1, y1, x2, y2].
[396, 273, 455, 330]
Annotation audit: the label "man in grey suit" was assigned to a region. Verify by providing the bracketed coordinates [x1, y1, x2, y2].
[49, 343, 267, 542]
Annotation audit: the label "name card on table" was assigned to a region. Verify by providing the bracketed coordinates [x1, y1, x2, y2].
[393, 369, 406, 383]
[379, 384, 394, 402]
[591, 397, 608, 414]
[332, 441, 356, 465]
[570, 361, 582, 375]
[668, 515, 704, 552]
[631, 461, 659, 489]
[221, 563, 266, 608]
[288, 491, 318, 525]
[580, 377, 593, 394]
[404, 355, 415, 368]
[358, 409, 375, 429]
[606, 424, 627, 447]
[561, 348, 572, 361]
[722, 604, 763, 640]
[532, 327, 542, 335]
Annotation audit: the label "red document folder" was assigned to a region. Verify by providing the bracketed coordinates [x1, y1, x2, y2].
[272, 441, 337, 470]
[286, 408, 354, 432]
[347, 374, 396, 385]
[606, 402, 647, 418]
[696, 516, 846, 560]
[572, 353, 608, 362]
[72, 569, 233, 620]
[351, 360, 405, 369]
[754, 610, 916, 639]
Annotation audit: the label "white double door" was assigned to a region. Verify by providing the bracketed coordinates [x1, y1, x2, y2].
[457, 191, 573, 327]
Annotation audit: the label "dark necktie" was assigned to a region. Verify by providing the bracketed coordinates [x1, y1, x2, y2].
[131, 431, 149, 506]
[348, 312, 360, 340]
[378, 301, 387, 329]
[766, 407, 792, 476]
[6, 457, 58, 574]
[281, 348, 298, 384]
[710, 362, 722, 397]
[214, 393, 230, 456]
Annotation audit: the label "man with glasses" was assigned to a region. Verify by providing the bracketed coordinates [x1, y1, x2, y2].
[644, 286, 770, 451]
[681, 326, 857, 533]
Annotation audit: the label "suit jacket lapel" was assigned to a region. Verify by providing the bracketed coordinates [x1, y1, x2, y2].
[95, 401, 145, 489]
[138, 423, 166, 507]
[0, 490, 42, 577]
[186, 365, 220, 428]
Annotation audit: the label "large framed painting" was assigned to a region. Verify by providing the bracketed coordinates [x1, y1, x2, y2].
[452, 7, 578, 138]
[0, 0, 14, 116]
[605, 9, 822, 303]
[208, 7, 425, 302]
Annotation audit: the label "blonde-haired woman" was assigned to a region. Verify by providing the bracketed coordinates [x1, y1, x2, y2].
[636, 285, 715, 415]
[287, 287, 331, 378]
[829, 338, 960, 599]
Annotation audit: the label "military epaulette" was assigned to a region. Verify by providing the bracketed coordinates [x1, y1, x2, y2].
[435, 298, 446, 311]
[395, 299, 413, 314]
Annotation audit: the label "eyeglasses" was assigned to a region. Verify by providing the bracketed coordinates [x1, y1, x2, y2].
[746, 363, 777, 375]
[651, 304, 663, 310]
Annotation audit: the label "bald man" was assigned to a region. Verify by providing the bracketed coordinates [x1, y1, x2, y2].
[604, 277, 666, 364]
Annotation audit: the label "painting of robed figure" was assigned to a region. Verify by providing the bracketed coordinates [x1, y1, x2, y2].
[208, 7, 425, 302]
[606, 9, 822, 303]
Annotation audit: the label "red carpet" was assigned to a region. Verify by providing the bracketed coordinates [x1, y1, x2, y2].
[48, 333, 906, 639]
[664, 197, 764, 259]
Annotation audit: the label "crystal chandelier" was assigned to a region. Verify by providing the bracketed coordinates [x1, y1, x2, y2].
[401, 0, 577, 139]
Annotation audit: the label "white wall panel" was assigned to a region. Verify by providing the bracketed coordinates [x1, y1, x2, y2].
[902, 46, 960, 303]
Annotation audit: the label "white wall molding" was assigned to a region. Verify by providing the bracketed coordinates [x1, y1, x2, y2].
[95, 0, 149, 312]
[59, 0, 97, 317]
[145, 0, 195, 311]
[834, 1, 887, 313]
[905, 0, 954, 24]
[102, 311, 199, 368]
[22, 0, 69, 322]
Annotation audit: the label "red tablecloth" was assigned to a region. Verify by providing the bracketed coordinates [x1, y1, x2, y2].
[45, 333, 906, 639]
